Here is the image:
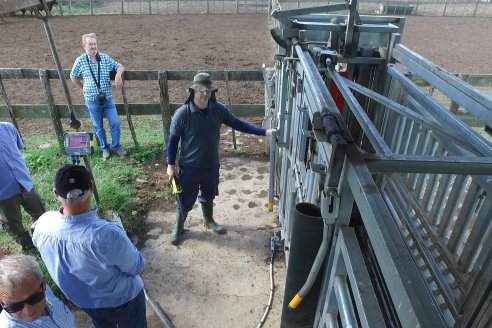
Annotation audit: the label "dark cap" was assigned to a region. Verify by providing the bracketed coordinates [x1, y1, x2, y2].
[54, 164, 91, 199]
[189, 72, 218, 92]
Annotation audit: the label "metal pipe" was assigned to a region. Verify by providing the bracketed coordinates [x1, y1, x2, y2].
[42, 17, 81, 129]
[288, 222, 331, 309]
[334, 275, 357, 327]
[108, 213, 175, 328]
[293, 40, 346, 146]
[144, 289, 176, 328]
[268, 130, 277, 212]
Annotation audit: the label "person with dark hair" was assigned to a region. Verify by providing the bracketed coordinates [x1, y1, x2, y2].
[166, 72, 274, 245]
[0, 255, 76, 327]
[33, 164, 147, 328]
[0, 122, 45, 252]
[70, 33, 127, 161]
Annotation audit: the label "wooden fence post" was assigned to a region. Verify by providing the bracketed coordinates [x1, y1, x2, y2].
[121, 0, 124, 14]
[57, 1, 63, 16]
[90, 0, 94, 15]
[149, 0, 152, 14]
[39, 69, 64, 147]
[473, 0, 480, 17]
[158, 71, 172, 146]
[224, 70, 237, 150]
[121, 79, 139, 147]
[0, 76, 23, 142]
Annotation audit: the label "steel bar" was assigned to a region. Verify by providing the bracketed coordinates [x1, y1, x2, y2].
[327, 67, 392, 154]
[388, 66, 492, 157]
[292, 40, 348, 146]
[271, 3, 349, 22]
[393, 44, 492, 127]
[364, 155, 492, 175]
[345, 145, 447, 327]
[342, 77, 471, 149]
[339, 227, 386, 327]
[458, 199, 492, 272]
[387, 177, 458, 315]
[333, 275, 357, 327]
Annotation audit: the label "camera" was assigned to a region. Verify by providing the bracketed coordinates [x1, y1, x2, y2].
[97, 91, 106, 106]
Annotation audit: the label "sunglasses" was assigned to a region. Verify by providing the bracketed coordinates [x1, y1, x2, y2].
[2, 283, 44, 314]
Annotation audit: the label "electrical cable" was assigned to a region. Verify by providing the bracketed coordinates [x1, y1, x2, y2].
[255, 234, 277, 328]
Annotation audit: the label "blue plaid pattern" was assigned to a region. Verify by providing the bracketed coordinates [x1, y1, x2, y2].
[70, 52, 121, 101]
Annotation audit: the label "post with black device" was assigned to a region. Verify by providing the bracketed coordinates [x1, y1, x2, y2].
[63, 132, 100, 206]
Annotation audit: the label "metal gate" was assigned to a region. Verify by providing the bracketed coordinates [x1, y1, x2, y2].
[265, 2, 492, 327]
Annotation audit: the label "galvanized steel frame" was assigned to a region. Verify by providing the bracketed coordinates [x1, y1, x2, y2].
[269, 6, 492, 328]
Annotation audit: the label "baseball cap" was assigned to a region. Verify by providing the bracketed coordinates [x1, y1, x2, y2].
[54, 164, 91, 199]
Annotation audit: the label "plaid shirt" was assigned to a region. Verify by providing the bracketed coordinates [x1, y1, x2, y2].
[70, 52, 122, 101]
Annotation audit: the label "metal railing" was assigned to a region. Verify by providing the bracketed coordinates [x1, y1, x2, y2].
[267, 4, 492, 327]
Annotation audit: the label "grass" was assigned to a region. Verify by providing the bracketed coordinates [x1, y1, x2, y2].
[0, 116, 167, 303]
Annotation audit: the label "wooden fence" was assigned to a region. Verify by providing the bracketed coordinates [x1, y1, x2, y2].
[0, 68, 266, 147]
[48, 0, 269, 15]
[34, 0, 492, 17]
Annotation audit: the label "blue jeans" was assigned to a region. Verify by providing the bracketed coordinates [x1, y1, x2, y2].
[81, 289, 147, 328]
[86, 98, 122, 151]
[178, 166, 220, 212]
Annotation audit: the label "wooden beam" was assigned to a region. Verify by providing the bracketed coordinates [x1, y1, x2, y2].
[39, 69, 64, 147]
[0, 76, 22, 140]
[158, 71, 171, 146]
[0, 0, 40, 14]
[0, 69, 265, 82]
[0, 104, 265, 118]
[121, 82, 139, 147]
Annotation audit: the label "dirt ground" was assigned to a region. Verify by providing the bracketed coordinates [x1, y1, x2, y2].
[1, 13, 492, 328]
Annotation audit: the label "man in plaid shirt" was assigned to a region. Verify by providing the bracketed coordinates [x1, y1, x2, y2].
[70, 33, 127, 160]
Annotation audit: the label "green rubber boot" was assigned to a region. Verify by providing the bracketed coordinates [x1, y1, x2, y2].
[170, 210, 188, 246]
[201, 202, 226, 234]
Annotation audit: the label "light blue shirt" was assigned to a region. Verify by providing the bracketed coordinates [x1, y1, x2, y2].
[32, 209, 146, 309]
[0, 122, 34, 201]
[0, 286, 77, 328]
[70, 52, 121, 101]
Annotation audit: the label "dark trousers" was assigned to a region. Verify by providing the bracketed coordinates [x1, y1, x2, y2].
[81, 289, 147, 328]
[179, 166, 220, 212]
[0, 187, 45, 250]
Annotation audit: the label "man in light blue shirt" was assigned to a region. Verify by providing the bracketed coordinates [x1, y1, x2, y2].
[0, 255, 77, 327]
[0, 122, 45, 252]
[33, 164, 147, 328]
[70, 33, 127, 161]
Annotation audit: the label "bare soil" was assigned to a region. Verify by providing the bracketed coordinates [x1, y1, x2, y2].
[1, 13, 491, 328]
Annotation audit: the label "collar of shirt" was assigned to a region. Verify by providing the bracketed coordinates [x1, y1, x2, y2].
[59, 208, 99, 222]
[190, 102, 208, 113]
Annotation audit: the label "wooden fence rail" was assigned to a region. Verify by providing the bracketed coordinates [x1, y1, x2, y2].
[53, 0, 492, 17]
[0, 68, 265, 148]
